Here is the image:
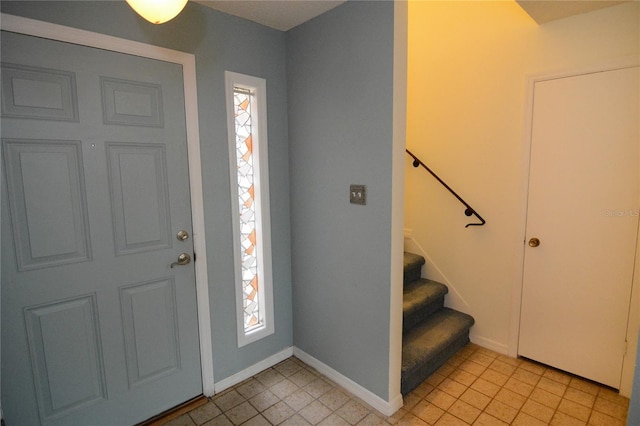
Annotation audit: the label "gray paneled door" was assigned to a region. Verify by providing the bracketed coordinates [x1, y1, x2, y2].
[1, 32, 202, 425]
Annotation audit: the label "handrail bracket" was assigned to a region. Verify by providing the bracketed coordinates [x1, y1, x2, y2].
[406, 149, 486, 228]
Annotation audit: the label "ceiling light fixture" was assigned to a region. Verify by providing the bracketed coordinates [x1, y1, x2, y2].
[126, 0, 188, 24]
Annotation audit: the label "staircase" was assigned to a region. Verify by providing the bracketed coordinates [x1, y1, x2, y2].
[401, 252, 475, 395]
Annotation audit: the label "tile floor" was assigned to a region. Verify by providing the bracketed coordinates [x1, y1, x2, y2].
[160, 344, 629, 426]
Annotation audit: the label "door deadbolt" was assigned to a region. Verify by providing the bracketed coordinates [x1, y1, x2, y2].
[170, 253, 191, 268]
[176, 230, 189, 241]
[528, 238, 540, 247]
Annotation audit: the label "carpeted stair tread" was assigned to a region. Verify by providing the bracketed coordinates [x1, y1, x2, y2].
[403, 279, 448, 333]
[404, 252, 425, 285]
[401, 251, 475, 395]
[402, 308, 475, 369]
[401, 308, 475, 394]
[404, 252, 425, 271]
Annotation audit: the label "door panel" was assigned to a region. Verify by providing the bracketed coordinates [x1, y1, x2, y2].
[3, 139, 91, 269]
[1, 63, 79, 121]
[519, 67, 639, 388]
[1, 32, 202, 425]
[120, 278, 180, 387]
[106, 143, 172, 254]
[25, 295, 107, 421]
[100, 77, 164, 127]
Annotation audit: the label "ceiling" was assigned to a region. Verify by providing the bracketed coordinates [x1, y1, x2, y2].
[198, 0, 628, 31]
[515, 0, 628, 24]
[196, 1, 346, 31]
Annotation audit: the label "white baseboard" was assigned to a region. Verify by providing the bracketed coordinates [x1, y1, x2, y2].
[404, 237, 470, 308]
[214, 347, 294, 394]
[470, 333, 509, 355]
[213, 346, 403, 416]
[293, 347, 403, 417]
[403, 228, 413, 239]
[405, 236, 512, 359]
[386, 392, 404, 417]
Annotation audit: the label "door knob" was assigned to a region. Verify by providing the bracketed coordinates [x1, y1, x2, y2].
[176, 230, 189, 241]
[528, 238, 540, 247]
[170, 253, 191, 268]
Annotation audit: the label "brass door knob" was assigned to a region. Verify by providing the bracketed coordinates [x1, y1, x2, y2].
[176, 230, 189, 241]
[170, 253, 191, 268]
[528, 238, 540, 247]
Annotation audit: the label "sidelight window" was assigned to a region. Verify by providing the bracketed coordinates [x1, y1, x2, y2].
[225, 71, 274, 347]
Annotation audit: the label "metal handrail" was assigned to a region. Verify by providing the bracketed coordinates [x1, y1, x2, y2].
[406, 149, 485, 228]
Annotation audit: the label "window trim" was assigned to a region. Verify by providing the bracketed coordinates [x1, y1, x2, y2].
[224, 71, 274, 347]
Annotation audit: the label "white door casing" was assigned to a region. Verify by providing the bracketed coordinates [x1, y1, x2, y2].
[518, 64, 639, 389]
[0, 12, 213, 413]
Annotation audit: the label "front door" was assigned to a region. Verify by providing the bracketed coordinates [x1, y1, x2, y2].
[519, 66, 639, 388]
[1, 31, 202, 425]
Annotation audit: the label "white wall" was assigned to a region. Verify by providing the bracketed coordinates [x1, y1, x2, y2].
[405, 0, 639, 393]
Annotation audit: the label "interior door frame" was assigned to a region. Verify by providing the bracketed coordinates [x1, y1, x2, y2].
[0, 13, 215, 400]
[509, 56, 640, 397]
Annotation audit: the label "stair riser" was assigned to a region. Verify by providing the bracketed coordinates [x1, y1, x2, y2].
[401, 252, 475, 397]
[401, 334, 471, 396]
[403, 296, 445, 334]
[403, 252, 425, 285]
[403, 266, 421, 286]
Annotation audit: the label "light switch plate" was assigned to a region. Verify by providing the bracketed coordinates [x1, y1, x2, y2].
[350, 185, 366, 205]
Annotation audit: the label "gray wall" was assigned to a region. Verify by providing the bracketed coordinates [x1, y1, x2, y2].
[286, 1, 395, 400]
[0, 1, 293, 382]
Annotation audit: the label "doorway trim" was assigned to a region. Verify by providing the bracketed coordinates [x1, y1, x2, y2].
[0, 13, 215, 396]
[510, 56, 640, 396]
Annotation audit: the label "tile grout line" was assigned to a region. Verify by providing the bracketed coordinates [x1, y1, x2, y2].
[421, 344, 628, 425]
[158, 344, 629, 426]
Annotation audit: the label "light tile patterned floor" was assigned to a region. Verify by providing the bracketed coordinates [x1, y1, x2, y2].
[160, 344, 629, 425]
